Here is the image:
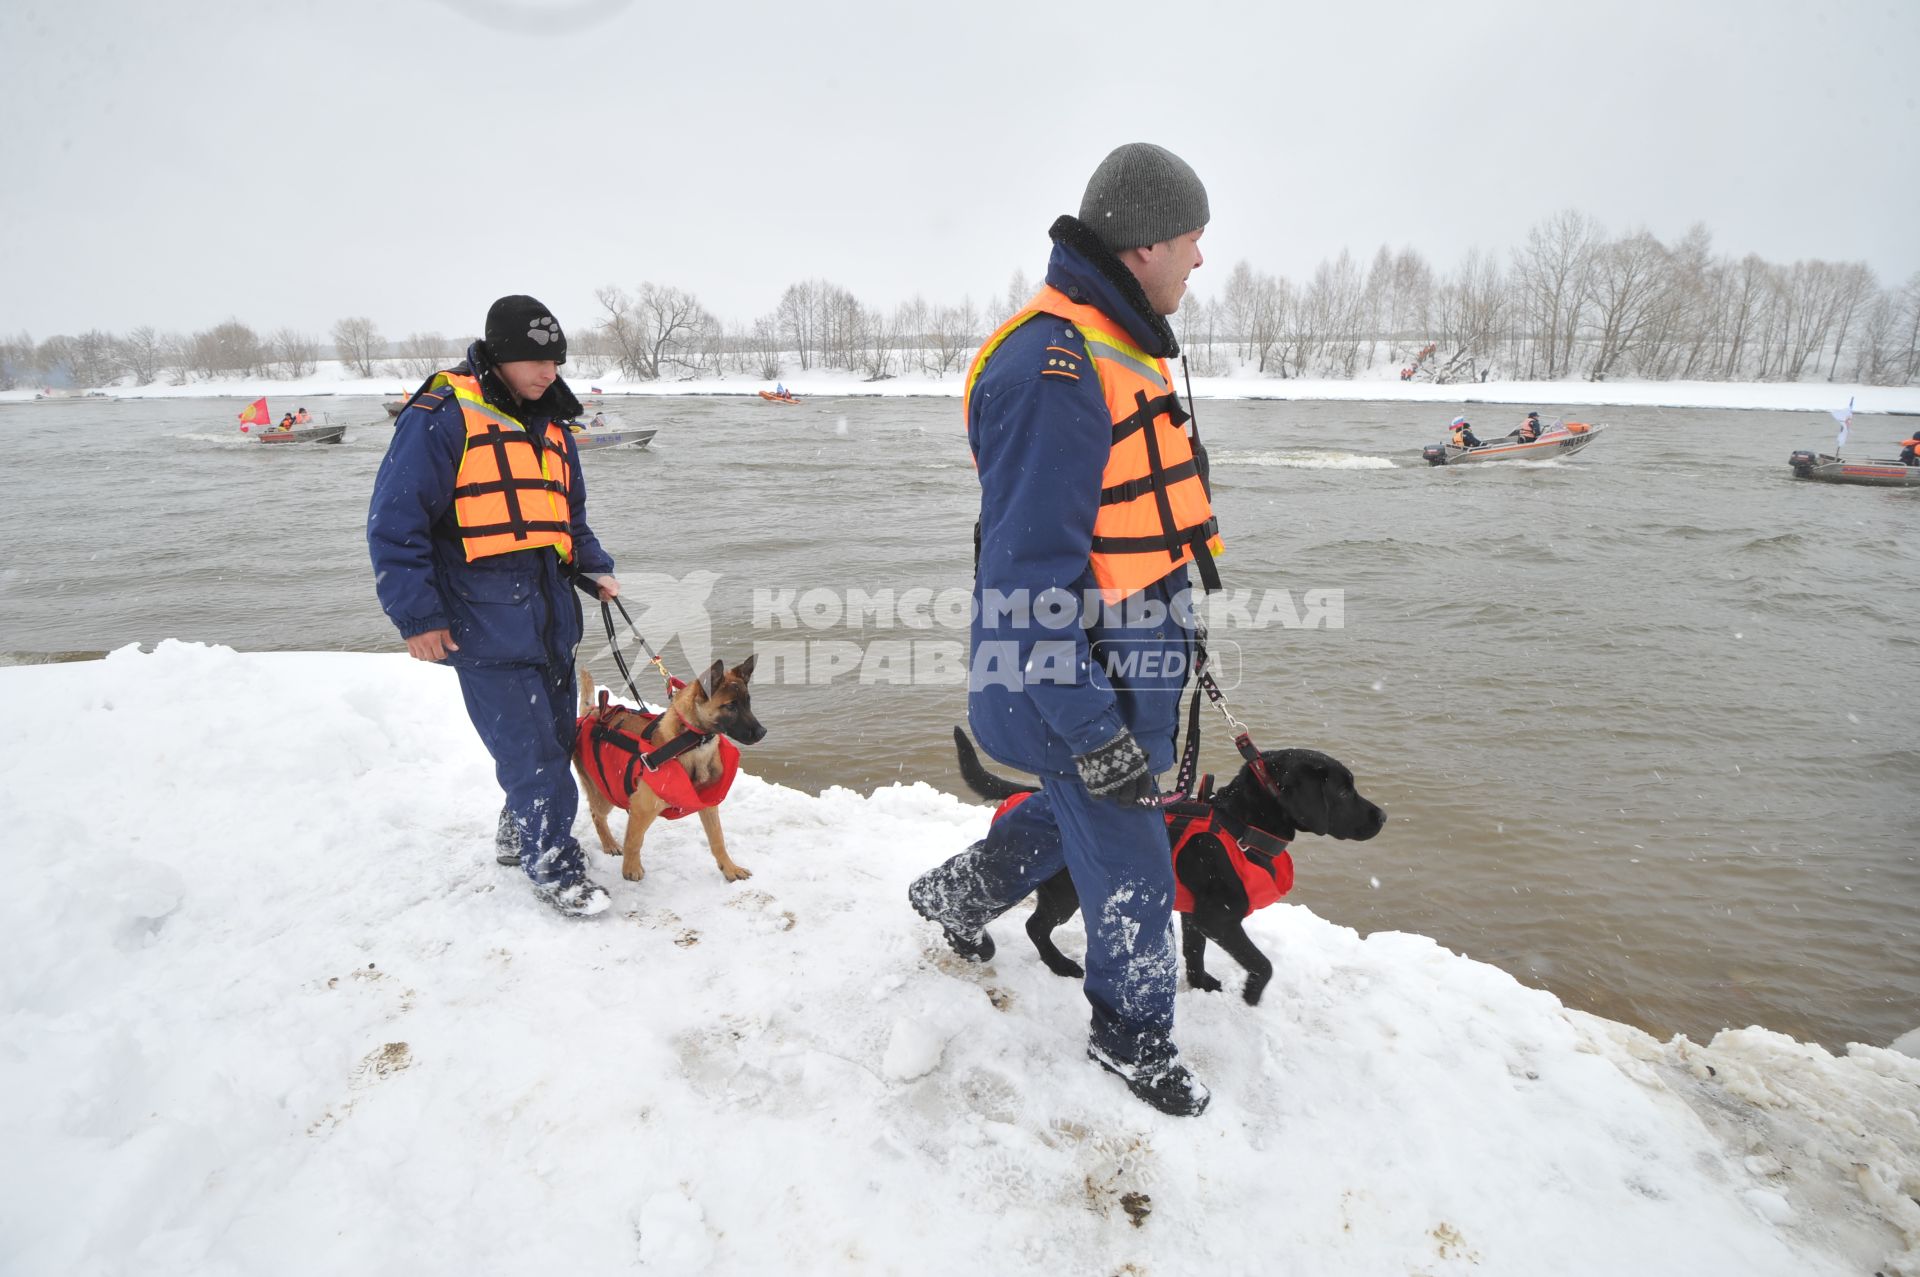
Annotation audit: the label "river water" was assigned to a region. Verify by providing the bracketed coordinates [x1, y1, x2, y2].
[3, 392, 1915, 1052]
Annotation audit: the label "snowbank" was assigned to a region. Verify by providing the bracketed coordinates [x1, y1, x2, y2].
[1, 643, 1915, 1275]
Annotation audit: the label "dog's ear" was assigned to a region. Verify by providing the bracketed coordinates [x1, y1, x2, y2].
[1279, 756, 1332, 837]
[732, 652, 757, 683]
[695, 659, 726, 700]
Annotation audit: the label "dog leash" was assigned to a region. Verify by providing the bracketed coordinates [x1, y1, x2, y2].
[1141, 622, 1280, 810]
[595, 593, 678, 706]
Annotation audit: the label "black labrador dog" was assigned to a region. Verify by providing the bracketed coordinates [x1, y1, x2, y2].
[953, 728, 1386, 1005]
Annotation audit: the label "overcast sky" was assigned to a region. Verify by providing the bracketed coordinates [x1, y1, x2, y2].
[2, 0, 1915, 342]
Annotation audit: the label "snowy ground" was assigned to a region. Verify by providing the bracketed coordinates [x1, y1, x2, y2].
[3, 643, 1917, 1276]
[9, 358, 1920, 417]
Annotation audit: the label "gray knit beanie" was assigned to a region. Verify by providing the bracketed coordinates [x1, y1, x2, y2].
[1078, 143, 1210, 252]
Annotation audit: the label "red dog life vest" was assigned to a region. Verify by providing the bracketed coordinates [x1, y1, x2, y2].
[576, 702, 740, 820]
[990, 790, 1294, 917]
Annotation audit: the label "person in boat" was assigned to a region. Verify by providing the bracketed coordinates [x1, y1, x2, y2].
[1900, 433, 1920, 466]
[589, 412, 606, 429]
[1450, 416, 1483, 448]
[294, 408, 312, 425]
[1505, 411, 1541, 442]
[907, 143, 1218, 1118]
[368, 294, 620, 919]
[277, 411, 297, 431]
[773, 382, 789, 399]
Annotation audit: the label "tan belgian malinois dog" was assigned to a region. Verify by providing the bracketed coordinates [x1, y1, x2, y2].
[573, 657, 765, 885]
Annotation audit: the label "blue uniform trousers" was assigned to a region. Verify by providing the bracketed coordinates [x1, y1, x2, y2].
[920, 774, 1178, 1062]
[456, 657, 588, 887]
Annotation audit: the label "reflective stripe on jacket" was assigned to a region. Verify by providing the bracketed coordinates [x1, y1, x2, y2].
[967, 285, 1219, 604]
[432, 370, 575, 563]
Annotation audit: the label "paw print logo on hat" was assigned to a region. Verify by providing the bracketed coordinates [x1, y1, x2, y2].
[528, 316, 560, 346]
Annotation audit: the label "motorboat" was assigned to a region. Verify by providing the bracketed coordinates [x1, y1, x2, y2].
[1786, 451, 1920, 487]
[1422, 421, 1603, 466]
[572, 428, 656, 452]
[252, 423, 347, 445]
[758, 390, 802, 404]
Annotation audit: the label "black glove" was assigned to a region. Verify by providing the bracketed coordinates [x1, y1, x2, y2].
[1075, 729, 1153, 805]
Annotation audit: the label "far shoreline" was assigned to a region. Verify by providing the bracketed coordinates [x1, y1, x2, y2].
[7, 369, 1918, 418]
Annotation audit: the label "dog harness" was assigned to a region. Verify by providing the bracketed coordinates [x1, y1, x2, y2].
[576, 691, 740, 820]
[991, 783, 1293, 917]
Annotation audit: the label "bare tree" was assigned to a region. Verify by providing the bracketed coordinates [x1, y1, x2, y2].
[1824, 262, 1876, 381]
[0, 331, 32, 390]
[924, 298, 978, 377]
[269, 328, 319, 379]
[1898, 271, 1920, 383]
[1512, 210, 1599, 378]
[186, 320, 265, 379]
[114, 326, 166, 385]
[1584, 231, 1669, 380]
[748, 315, 783, 380]
[395, 332, 449, 379]
[331, 316, 383, 378]
[776, 280, 820, 371]
[1002, 270, 1030, 320]
[634, 284, 717, 379]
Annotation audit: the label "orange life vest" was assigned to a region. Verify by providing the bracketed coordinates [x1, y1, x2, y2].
[1451, 428, 1470, 447]
[427, 370, 574, 563]
[966, 285, 1221, 604]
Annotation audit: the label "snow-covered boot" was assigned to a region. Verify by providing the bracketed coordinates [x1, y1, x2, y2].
[535, 877, 611, 919]
[494, 807, 520, 866]
[1088, 1042, 1210, 1117]
[907, 873, 995, 962]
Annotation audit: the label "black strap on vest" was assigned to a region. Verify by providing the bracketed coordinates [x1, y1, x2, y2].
[1164, 784, 1292, 876]
[1090, 387, 1222, 592]
[456, 424, 569, 543]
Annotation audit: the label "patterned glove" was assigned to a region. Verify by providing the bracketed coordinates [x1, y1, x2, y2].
[1074, 730, 1152, 805]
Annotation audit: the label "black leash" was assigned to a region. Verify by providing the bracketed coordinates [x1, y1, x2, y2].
[586, 585, 675, 707]
[585, 593, 714, 776]
[1141, 622, 1280, 810]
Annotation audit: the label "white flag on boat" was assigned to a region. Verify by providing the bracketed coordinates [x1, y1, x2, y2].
[1829, 396, 1853, 449]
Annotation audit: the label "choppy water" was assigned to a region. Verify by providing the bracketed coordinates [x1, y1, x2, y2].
[3, 392, 1916, 1051]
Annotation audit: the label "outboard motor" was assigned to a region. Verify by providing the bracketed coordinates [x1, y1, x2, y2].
[1788, 449, 1818, 477]
[1422, 443, 1450, 467]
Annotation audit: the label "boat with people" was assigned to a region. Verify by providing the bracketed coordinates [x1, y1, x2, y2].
[1422, 417, 1603, 466]
[758, 389, 802, 405]
[572, 428, 656, 452]
[252, 423, 347, 445]
[1786, 451, 1920, 487]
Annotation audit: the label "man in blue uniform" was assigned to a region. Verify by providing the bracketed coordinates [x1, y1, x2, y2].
[368, 295, 619, 918]
[909, 144, 1217, 1116]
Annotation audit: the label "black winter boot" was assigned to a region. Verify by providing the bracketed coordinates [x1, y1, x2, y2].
[1088, 1042, 1211, 1117]
[494, 807, 520, 866]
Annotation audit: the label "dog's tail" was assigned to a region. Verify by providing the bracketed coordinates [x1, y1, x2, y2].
[953, 726, 1037, 802]
[580, 668, 597, 716]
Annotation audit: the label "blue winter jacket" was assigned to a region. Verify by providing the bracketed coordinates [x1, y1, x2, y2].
[367, 344, 615, 668]
[967, 217, 1199, 779]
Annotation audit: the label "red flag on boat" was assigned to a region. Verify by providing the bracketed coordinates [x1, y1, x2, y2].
[590, 386, 604, 394]
[237, 397, 269, 428]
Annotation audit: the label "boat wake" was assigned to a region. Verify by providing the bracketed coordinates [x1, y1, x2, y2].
[1224, 450, 1396, 470]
